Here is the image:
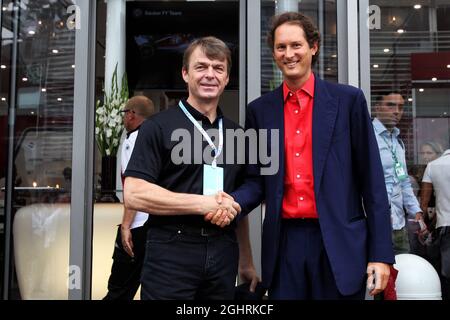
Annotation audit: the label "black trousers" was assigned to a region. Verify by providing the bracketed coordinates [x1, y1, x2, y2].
[103, 224, 148, 300]
[140, 224, 239, 300]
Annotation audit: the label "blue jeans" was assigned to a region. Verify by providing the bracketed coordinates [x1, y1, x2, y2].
[140, 224, 239, 300]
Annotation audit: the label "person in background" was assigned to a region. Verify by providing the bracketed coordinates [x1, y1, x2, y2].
[103, 95, 155, 300]
[410, 141, 443, 196]
[372, 90, 427, 254]
[418, 141, 444, 209]
[408, 165, 422, 198]
[421, 143, 450, 300]
[420, 141, 444, 165]
[408, 141, 444, 257]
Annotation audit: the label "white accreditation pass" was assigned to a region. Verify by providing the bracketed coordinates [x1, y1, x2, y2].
[178, 101, 224, 195]
[203, 163, 223, 196]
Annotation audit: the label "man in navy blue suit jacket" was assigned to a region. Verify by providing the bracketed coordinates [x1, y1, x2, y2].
[210, 12, 395, 300]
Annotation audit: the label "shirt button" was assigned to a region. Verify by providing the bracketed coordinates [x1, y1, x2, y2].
[295, 153, 300, 157]
[296, 174, 301, 179]
[299, 197, 304, 201]
[294, 110, 299, 114]
[289, 92, 293, 97]
[296, 130, 301, 134]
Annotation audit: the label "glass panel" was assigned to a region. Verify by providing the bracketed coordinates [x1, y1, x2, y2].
[1, 0, 75, 299]
[369, 0, 450, 260]
[124, 0, 240, 122]
[0, 0, 10, 298]
[93, 0, 240, 299]
[261, 0, 338, 94]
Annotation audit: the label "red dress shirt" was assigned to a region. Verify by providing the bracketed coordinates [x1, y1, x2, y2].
[282, 73, 318, 219]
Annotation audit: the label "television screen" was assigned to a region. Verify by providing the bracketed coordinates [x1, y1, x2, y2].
[126, 1, 239, 92]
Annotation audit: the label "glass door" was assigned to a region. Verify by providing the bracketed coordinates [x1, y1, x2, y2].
[1, 0, 76, 299]
[367, 0, 450, 197]
[92, 0, 240, 300]
[364, 1, 450, 293]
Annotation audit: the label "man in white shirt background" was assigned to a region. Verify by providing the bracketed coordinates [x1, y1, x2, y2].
[104, 95, 155, 300]
[421, 143, 450, 300]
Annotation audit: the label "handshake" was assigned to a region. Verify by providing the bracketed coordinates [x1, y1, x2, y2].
[202, 191, 242, 228]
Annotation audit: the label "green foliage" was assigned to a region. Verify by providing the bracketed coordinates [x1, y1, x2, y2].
[95, 63, 129, 156]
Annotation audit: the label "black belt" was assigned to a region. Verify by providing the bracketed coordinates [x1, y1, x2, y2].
[154, 223, 232, 237]
[282, 218, 319, 226]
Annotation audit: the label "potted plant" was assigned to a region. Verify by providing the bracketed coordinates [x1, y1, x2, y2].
[95, 63, 129, 202]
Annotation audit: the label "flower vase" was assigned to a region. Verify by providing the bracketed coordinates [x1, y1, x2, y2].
[99, 155, 120, 203]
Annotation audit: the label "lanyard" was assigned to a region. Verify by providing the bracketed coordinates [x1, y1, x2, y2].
[178, 101, 223, 167]
[381, 134, 399, 164]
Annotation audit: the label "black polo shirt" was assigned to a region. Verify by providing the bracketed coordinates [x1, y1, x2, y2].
[124, 99, 244, 228]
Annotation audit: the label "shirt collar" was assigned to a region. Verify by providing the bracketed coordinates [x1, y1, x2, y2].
[126, 125, 140, 139]
[282, 72, 315, 102]
[181, 99, 224, 124]
[373, 117, 400, 137]
[442, 149, 450, 157]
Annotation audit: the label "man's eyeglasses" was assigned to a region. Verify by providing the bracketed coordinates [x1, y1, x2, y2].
[119, 109, 135, 114]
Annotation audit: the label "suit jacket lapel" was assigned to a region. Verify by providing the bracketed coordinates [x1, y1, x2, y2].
[312, 76, 338, 198]
[267, 85, 285, 201]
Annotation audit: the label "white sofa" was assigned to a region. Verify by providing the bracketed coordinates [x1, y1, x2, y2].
[13, 203, 137, 299]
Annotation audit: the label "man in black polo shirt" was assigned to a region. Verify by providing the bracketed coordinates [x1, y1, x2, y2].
[124, 36, 258, 300]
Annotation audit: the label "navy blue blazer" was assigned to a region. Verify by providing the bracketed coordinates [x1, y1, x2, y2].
[232, 75, 395, 295]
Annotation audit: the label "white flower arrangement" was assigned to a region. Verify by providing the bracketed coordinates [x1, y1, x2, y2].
[95, 64, 129, 156]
